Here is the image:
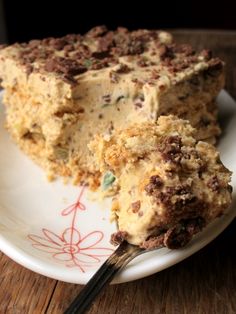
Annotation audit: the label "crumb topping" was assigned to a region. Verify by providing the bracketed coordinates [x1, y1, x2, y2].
[0, 26, 223, 86]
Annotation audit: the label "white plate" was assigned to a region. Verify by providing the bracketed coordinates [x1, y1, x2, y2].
[0, 90, 235, 284]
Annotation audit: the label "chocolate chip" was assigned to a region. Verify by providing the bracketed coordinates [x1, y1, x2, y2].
[62, 75, 77, 85]
[131, 200, 141, 213]
[207, 176, 220, 192]
[115, 63, 132, 74]
[163, 224, 192, 249]
[151, 70, 160, 80]
[49, 38, 68, 50]
[173, 44, 195, 56]
[44, 58, 58, 72]
[44, 57, 87, 77]
[205, 58, 223, 77]
[141, 217, 206, 250]
[110, 231, 128, 246]
[159, 44, 174, 60]
[137, 58, 149, 67]
[98, 31, 115, 52]
[92, 51, 111, 59]
[116, 95, 125, 102]
[102, 94, 111, 103]
[186, 217, 205, 235]
[157, 136, 182, 164]
[107, 121, 114, 134]
[141, 234, 165, 249]
[112, 33, 145, 56]
[86, 25, 108, 37]
[134, 102, 143, 109]
[160, 185, 195, 209]
[64, 44, 75, 53]
[200, 49, 212, 60]
[145, 175, 163, 195]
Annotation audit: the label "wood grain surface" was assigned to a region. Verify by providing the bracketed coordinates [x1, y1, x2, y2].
[0, 30, 236, 314]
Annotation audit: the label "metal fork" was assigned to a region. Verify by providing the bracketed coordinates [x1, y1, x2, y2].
[64, 241, 145, 314]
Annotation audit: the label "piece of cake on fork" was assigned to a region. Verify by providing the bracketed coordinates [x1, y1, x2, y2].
[89, 115, 232, 248]
[0, 26, 224, 186]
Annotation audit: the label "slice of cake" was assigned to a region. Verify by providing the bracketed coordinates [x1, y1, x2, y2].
[89, 116, 232, 248]
[0, 26, 224, 185]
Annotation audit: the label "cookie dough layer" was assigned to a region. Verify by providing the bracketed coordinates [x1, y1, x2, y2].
[89, 116, 232, 248]
[0, 27, 224, 184]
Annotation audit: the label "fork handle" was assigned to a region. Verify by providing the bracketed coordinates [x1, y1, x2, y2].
[64, 242, 143, 314]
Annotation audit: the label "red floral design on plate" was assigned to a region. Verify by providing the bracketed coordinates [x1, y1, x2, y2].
[28, 186, 114, 272]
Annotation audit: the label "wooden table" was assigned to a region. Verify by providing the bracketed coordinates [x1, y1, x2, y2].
[0, 30, 236, 314]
